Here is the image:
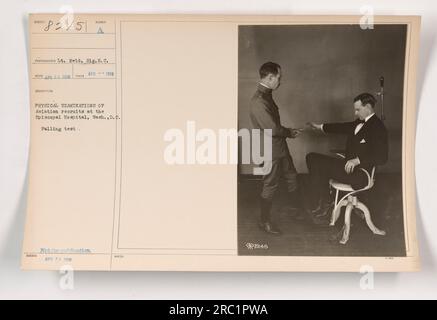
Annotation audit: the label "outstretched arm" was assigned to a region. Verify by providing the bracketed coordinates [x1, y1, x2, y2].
[321, 120, 359, 135]
[307, 121, 358, 135]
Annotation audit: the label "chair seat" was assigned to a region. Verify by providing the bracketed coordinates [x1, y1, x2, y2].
[329, 179, 354, 192]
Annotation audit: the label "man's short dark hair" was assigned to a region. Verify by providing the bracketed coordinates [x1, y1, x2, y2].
[259, 62, 281, 79]
[354, 93, 377, 108]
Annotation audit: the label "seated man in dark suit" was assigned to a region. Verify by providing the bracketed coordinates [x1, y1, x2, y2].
[306, 93, 388, 215]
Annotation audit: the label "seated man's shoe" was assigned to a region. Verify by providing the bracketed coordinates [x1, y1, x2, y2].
[305, 209, 330, 226]
[315, 201, 334, 218]
[312, 216, 330, 227]
[258, 222, 282, 235]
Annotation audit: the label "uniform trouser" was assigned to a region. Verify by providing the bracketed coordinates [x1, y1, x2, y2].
[305, 152, 369, 209]
[261, 155, 298, 201]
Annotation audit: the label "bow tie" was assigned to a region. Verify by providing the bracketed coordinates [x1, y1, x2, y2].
[357, 119, 366, 124]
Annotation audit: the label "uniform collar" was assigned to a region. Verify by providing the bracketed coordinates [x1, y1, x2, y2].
[257, 83, 273, 95]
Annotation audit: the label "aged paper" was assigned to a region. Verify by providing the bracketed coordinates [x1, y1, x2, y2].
[22, 14, 420, 271]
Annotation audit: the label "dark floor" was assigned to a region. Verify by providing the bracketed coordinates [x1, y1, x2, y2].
[238, 173, 406, 257]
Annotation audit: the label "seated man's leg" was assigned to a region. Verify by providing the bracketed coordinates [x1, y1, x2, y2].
[306, 153, 370, 219]
[340, 167, 369, 190]
[313, 157, 369, 192]
[306, 152, 344, 210]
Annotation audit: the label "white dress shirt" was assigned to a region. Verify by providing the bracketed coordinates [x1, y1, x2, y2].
[354, 113, 375, 135]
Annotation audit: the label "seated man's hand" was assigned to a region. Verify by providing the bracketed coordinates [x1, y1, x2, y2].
[344, 157, 360, 174]
[306, 122, 323, 131]
[288, 128, 303, 138]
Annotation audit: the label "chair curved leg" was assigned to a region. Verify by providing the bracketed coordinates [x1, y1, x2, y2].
[340, 203, 353, 244]
[356, 202, 386, 236]
[330, 199, 348, 226]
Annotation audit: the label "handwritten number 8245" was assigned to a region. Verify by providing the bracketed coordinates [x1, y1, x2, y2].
[44, 20, 85, 32]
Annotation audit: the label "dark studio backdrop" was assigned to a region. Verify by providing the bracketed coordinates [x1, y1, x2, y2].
[238, 24, 407, 174]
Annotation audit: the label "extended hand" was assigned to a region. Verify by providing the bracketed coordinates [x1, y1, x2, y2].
[344, 158, 360, 174]
[306, 122, 323, 131]
[289, 128, 303, 138]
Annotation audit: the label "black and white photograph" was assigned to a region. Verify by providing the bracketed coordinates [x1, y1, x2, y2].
[238, 24, 408, 256]
[4, 0, 436, 299]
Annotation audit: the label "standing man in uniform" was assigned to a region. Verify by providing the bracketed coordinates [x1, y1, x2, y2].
[249, 62, 303, 235]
